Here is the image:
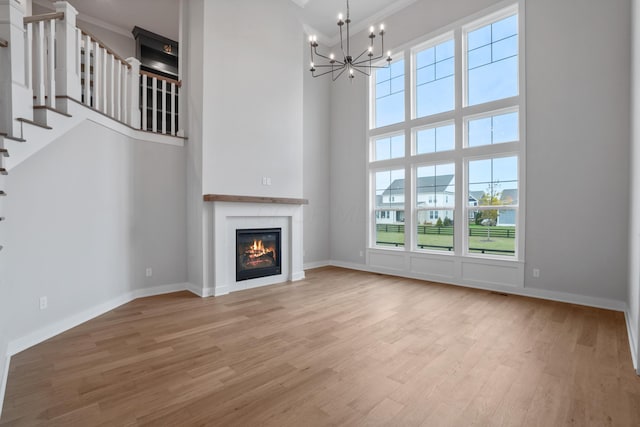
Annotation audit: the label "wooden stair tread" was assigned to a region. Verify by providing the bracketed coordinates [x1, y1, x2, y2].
[0, 168, 7, 175]
[17, 117, 53, 130]
[0, 191, 6, 196]
[0, 217, 5, 221]
[0, 132, 26, 142]
[0, 148, 8, 157]
[33, 105, 72, 118]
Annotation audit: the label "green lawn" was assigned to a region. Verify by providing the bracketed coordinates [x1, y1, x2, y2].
[376, 227, 515, 255]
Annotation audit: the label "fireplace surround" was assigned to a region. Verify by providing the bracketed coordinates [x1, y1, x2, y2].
[201, 195, 307, 296]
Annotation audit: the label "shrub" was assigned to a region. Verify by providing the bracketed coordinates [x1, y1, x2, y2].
[443, 217, 453, 227]
[436, 217, 443, 227]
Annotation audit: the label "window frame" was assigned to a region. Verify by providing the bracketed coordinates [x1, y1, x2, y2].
[366, 0, 525, 264]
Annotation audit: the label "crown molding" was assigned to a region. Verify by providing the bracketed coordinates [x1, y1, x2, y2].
[327, 0, 418, 47]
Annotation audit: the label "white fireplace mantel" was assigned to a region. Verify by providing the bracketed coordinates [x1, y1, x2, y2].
[200, 194, 308, 297]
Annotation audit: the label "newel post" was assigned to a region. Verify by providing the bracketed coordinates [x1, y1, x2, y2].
[54, 1, 80, 105]
[126, 57, 141, 129]
[0, 0, 33, 136]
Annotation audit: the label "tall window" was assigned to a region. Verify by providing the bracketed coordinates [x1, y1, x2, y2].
[374, 58, 405, 128]
[368, 4, 523, 260]
[415, 37, 455, 118]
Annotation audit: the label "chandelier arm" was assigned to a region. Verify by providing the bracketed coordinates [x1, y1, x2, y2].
[352, 48, 371, 63]
[352, 53, 386, 66]
[339, 24, 347, 60]
[351, 66, 371, 77]
[314, 64, 344, 69]
[313, 48, 344, 65]
[332, 66, 348, 81]
[313, 66, 344, 78]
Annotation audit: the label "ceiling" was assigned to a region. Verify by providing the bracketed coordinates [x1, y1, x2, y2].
[32, 0, 414, 44]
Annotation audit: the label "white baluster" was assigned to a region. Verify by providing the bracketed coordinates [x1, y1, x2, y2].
[161, 79, 167, 134]
[107, 54, 114, 117]
[25, 23, 33, 91]
[141, 73, 147, 130]
[76, 28, 81, 79]
[115, 60, 121, 121]
[83, 35, 91, 106]
[171, 83, 176, 136]
[120, 64, 127, 124]
[34, 21, 45, 106]
[46, 19, 56, 108]
[101, 47, 107, 113]
[93, 40, 100, 109]
[53, 1, 79, 103]
[151, 77, 157, 133]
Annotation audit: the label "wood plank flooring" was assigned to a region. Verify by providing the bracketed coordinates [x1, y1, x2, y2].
[1, 267, 639, 426]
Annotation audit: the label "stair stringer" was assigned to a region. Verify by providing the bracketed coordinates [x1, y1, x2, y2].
[4, 100, 185, 171]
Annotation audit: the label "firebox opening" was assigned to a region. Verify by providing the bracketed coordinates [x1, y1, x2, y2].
[236, 228, 282, 282]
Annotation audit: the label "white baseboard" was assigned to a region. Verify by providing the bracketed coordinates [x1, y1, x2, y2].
[625, 309, 639, 374]
[328, 260, 626, 312]
[291, 271, 306, 281]
[0, 353, 10, 420]
[185, 282, 204, 297]
[303, 260, 331, 270]
[7, 283, 187, 357]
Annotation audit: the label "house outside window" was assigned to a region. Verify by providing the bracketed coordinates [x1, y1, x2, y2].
[368, 3, 523, 260]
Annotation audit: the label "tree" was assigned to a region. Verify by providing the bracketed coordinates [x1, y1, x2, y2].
[477, 187, 502, 225]
[443, 216, 453, 227]
[436, 217, 443, 227]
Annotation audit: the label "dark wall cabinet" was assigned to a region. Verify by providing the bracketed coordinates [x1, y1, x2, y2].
[132, 27, 179, 133]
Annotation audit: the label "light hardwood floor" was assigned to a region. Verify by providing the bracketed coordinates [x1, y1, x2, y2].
[1, 267, 639, 426]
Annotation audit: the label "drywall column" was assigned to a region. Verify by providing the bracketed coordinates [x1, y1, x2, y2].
[0, 0, 33, 136]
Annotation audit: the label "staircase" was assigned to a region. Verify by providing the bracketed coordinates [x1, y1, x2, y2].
[0, 0, 184, 253]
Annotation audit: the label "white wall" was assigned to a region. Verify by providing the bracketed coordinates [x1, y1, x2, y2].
[630, 0, 640, 372]
[1, 120, 186, 343]
[329, 0, 631, 304]
[303, 38, 331, 266]
[200, 0, 303, 199]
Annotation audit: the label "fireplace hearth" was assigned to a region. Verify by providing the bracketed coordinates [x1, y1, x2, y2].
[236, 228, 282, 281]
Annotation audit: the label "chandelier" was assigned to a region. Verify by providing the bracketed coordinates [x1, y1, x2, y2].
[308, 0, 392, 81]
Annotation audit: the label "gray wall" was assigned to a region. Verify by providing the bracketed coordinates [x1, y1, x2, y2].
[329, 0, 631, 303]
[303, 40, 331, 265]
[630, 0, 640, 371]
[184, 0, 205, 289]
[525, 0, 629, 301]
[2, 120, 186, 342]
[200, 0, 303, 199]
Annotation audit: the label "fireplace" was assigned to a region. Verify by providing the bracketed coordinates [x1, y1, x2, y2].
[236, 228, 282, 282]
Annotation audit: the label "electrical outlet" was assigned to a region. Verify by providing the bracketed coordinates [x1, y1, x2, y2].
[39, 296, 48, 310]
[146, 267, 153, 277]
[532, 268, 540, 278]
[262, 177, 268, 185]
[266, 177, 272, 186]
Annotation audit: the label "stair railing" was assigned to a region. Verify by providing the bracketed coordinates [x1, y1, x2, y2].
[0, 0, 181, 137]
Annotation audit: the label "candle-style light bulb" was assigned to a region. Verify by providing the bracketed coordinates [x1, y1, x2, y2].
[369, 26, 375, 34]
[368, 46, 373, 52]
[380, 24, 385, 31]
[309, 35, 313, 43]
[330, 53, 335, 60]
[387, 50, 391, 57]
[338, 13, 343, 21]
